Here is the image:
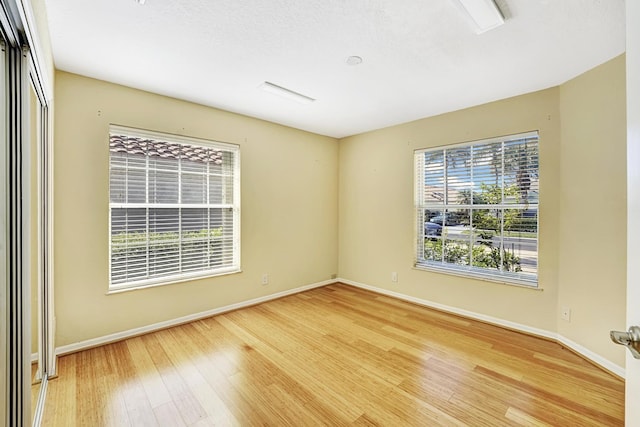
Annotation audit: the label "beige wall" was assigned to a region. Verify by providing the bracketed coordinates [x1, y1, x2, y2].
[338, 88, 561, 332]
[558, 55, 627, 366]
[53, 71, 338, 346]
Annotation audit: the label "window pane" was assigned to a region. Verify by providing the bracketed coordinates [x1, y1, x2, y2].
[149, 208, 179, 235]
[149, 240, 179, 277]
[503, 138, 539, 205]
[149, 170, 178, 203]
[223, 175, 235, 204]
[471, 243, 501, 270]
[425, 209, 444, 226]
[148, 208, 180, 278]
[181, 144, 208, 173]
[504, 208, 538, 234]
[443, 238, 470, 266]
[446, 148, 471, 205]
[221, 150, 236, 173]
[472, 208, 500, 234]
[182, 172, 207, 204]
[126, 150, 147, 169]
[424, 238, 442, 262]
[110, 208, 126, 235]
[182, 239, 208, 272]
[447, 208, 469, 227]
[472, 143, 502, 204]
[109, 150, 127, 169]
[181, 208, 208, 233]
[211, 208, 235, 266]
[423, 209, 443, 239]
[208, 174, 235, 205]
[126, 167, 146, 203]
[504, 208, 538, 276]
[423, 151, 445, 205]
[110, 166, 126, 203]
[110, 208, 148, 284]
[111, 208, 146, 234]
[209, 174, 224, 204]
[148, 141, 181, 170]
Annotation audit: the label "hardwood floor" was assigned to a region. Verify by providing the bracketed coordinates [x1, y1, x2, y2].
[42, 283, 624, 426]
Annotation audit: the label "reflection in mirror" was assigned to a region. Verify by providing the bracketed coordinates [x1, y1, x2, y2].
[0, 30, 6, 426]
[29, 79, 42, 424]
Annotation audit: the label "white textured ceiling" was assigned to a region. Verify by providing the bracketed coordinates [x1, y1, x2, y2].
[43, 0, 625, 138]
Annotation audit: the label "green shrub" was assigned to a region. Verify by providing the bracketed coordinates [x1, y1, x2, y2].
[111, 228, 223, 259]
[425, 238, 521, 272]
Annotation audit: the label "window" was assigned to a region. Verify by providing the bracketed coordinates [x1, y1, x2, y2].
[109, 126, 240, 291]
[414, 131, 539, 286]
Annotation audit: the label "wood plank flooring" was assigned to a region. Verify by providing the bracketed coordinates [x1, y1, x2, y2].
[42, 283, 624, 426]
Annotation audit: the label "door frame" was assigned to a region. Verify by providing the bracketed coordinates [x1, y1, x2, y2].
[626, 0, 640, 424]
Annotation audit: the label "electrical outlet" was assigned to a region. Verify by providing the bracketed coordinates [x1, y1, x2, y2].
[561, 306, 571, 322]
[261, 273, 269, 285]
[391, 272, 398, 282]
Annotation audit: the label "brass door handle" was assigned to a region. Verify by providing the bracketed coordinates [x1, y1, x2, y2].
[610, 326, 640, 359]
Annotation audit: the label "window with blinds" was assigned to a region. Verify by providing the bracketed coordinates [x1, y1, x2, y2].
[414, 131, 539, 286]
[108, 126, 240, 291]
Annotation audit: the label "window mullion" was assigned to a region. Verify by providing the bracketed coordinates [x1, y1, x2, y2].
[178, 150, 183, 274]
[469, 146, 474, 267]
[417, 153, 426, 263]
[124, 155, 129, 283]
[145, 146, 150, 280]
[206, 153, 211, 269]
[442, 149, 448, 264]
[499, 207, 504, 272]
[500, 141, 505, 272]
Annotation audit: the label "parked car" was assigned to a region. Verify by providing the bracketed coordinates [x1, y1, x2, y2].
[429, 214, 459, 226]
[425, 221, 443, 237]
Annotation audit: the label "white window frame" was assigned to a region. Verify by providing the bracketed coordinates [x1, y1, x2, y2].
[414, 131, 539, 287]
[108, 125, 241, 292]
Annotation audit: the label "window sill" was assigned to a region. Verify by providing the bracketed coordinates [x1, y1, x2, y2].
[413, 263, 541, 290]
[106, 267, 242, 295]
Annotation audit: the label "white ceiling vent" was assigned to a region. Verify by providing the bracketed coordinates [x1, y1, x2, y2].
[260, 82, 315, 105]
[455, 0, 505, 33]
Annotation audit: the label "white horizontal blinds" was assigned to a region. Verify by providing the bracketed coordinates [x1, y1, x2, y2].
[503, 136, 539, 205]
[423, 151, 445, 205]
[109, 130, 239, 289]
[472, 142, 502, 204]
[415, 131, 539, 286]
[445, 148, 472, 267]
[501, 136, 539, 276]
[446, 148, 471, 205]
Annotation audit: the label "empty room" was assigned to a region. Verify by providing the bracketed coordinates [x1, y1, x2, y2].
[1, 0, 639, 425]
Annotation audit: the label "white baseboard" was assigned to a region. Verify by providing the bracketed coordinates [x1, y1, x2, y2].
[54, 276, 626, 379]
[55, 279, 334, 356]
[338, 278, 626, 379]
[556, 335, 625, 378]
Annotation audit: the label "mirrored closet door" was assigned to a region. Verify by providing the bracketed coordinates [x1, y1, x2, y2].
[1, 2, 55, 424]
[28, 51, 55, 427]
[29, 78, 42, 425]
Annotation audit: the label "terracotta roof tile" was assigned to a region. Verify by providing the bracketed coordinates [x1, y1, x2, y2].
[110, 134, 224, 164]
